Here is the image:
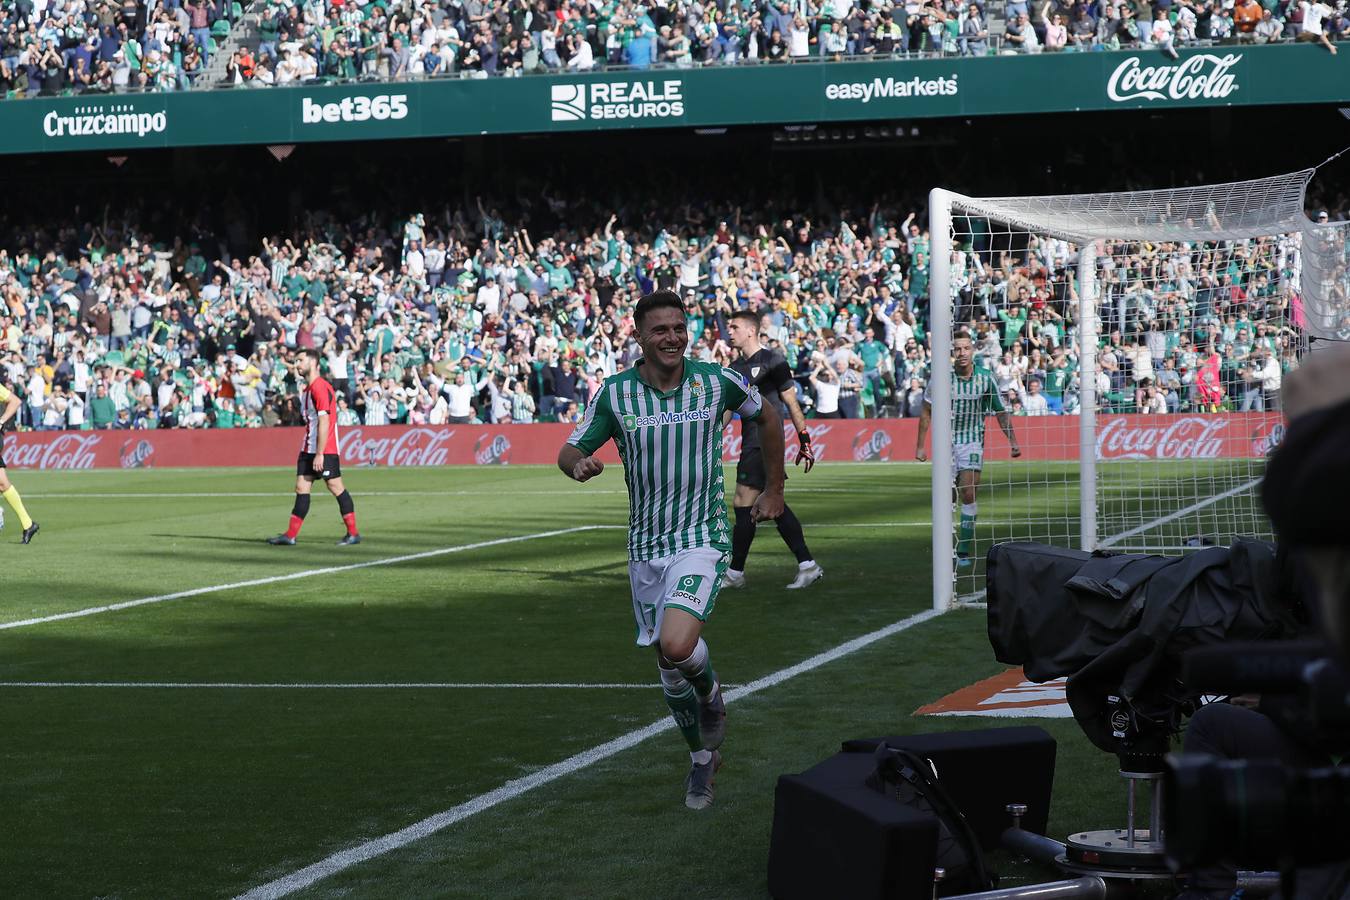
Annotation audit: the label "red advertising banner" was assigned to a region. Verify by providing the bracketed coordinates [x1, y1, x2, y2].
[0, 413, 1284, 471]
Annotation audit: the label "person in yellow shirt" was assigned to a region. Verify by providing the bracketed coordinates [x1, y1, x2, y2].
[0, 383, 39, 543]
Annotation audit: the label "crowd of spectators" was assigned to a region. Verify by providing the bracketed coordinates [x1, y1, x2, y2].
[1, 0, 1344, 99]
[0, 1, 236, 97]
[949, 232, 1315, 417]
[0, 181, 1342, 432]
[220, 0, 1347, 87]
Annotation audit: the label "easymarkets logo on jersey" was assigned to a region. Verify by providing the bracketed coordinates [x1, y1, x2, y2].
[622, 408, 712, 431]
[550, 79, 685, 123]
[823, 74, 959, 104]
[43, 101, 167, 138]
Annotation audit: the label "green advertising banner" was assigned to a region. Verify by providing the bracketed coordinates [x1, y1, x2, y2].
[6, 44, 1348, 156]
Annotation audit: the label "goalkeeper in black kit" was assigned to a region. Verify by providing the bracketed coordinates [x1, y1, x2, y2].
[724, 310, 823, 590]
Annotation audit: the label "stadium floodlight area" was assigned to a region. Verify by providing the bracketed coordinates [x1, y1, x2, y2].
[926, 172, 1348, 609]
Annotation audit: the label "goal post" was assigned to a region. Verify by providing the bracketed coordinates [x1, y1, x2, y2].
[926, 171, 1325, 611]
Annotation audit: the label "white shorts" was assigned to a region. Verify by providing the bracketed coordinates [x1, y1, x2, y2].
[627, 546, 728, 647]
[954, 441, 984, 478]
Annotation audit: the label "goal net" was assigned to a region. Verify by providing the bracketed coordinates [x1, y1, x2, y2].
[925, 172, 1340, 609]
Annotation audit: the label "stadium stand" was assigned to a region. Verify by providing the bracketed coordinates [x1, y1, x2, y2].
[1, 0, 1345, 97]
[0, 169, 1343, 430]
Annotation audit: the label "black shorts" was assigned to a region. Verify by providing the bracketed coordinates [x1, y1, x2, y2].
[297, 453, 342, 480]
[736, 448, 766, 490]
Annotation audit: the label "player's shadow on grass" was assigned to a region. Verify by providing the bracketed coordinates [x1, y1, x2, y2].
[477, 560, 629, 582]
[149, 534, 283, 544]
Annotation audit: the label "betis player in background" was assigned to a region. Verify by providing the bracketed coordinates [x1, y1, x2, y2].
[0, 383, 39, 543]
[559, 289, 786, 810]
[915, 331, 1020, 567]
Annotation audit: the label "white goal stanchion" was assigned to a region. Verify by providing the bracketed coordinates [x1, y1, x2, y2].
[926, 172, 1336, 611]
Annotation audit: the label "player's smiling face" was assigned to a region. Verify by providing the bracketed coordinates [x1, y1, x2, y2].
[952, 338, 974, 374]
[638, 306, 689, 372]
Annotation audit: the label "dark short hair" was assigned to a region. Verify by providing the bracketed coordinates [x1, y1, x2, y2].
[728, 309, 760, 327]
[953, 330, 974, 344]
[299, 348, 322, 366]
[634, 289, 684, 330]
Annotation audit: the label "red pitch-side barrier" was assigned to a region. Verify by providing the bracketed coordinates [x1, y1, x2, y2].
[0, 413, 1284, 470]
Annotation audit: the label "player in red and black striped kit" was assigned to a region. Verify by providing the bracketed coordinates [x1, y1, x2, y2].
[268, 349, 361, 546]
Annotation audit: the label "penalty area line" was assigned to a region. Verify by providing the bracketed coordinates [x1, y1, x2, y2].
[0, 526, 620, 632]
[234, 606, 944, 900]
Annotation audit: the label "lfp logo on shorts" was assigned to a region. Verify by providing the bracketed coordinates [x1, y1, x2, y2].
[550, 80, 685, 123]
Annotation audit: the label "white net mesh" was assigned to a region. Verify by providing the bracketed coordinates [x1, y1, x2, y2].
[1301, 220, 1350, 344]
[929, 172, 1323, 605]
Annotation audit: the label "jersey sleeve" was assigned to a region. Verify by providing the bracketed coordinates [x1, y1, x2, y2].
[720, 366, 763, 421]
[0, 384, 10, 404]
[567, 383, 618, 454]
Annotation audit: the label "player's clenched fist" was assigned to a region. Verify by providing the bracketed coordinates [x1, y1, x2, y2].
[572, 456, 605, 482]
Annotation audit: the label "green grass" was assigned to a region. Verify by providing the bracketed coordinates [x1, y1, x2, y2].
[0, 462, 1200, 898]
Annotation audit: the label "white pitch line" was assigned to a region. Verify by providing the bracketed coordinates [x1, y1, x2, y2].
[0, 526, 621, 632]
[235, 606, 944, 900]
[0, 681, 678, 690]
[953, 476, 1265, 605]
[24, 487, 869, 499]
[1097, 477, 1263, 548]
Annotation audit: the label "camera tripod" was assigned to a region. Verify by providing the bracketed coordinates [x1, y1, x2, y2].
[985, 763, 1280, 900]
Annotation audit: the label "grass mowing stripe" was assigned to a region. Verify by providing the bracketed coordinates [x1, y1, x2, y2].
[234, 606, 943, 900]
[0, 525, 622, 632]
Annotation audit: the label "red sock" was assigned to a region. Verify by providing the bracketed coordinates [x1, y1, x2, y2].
[286, 515, 304, 539]
[342, 512, 358, 536]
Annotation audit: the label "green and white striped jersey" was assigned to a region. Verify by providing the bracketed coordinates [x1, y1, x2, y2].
[924, 369, 1005, 445]
[568, 358, 763, 561]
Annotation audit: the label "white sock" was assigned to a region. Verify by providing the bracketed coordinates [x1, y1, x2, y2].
[691, 749, 713, 765]
[799, 560, 816, 570]
[961, 502, 978, 517]
[728, 567, 744, 576]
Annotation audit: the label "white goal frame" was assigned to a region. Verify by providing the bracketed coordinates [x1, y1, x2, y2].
[926, 174, 1323, 611]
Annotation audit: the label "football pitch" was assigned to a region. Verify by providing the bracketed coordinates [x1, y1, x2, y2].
[4, 461, 1197, 898]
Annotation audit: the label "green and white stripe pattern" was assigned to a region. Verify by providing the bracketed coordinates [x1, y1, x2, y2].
[926, 370, 1005, 446]
[568, 358, 761, 561]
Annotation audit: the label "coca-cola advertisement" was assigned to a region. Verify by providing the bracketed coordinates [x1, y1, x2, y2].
[1092, 414, 1281, 462]
[119, 439, 155, 469]
[2, 432, 102, 469]
[0, 413, 1284, 470]
[851, 430, 894, 462]
[344, 427, 454, 467]
[474, 434, 512, 465]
